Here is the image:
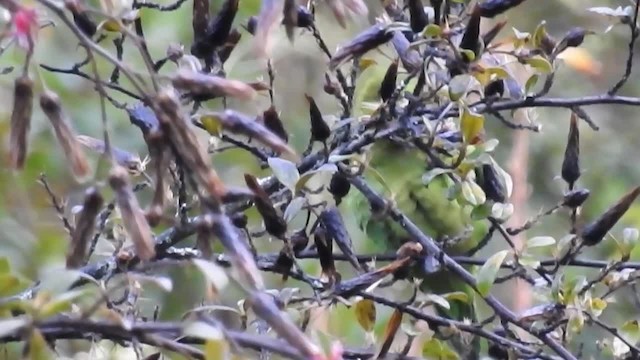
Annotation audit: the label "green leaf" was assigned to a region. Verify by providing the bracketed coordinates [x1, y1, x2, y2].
[526, 56, 553, 74]
[491, 203, 514, 222]
[518, 253, 541, 268]
[268, 157, 300, 191]
[200, 114, 223, 137]
[192, 259, 229, 291]
[524, 74, 539, 93]
[422, 338, 460, 360]
[0, 274, 20, 297]
[422, 24, 442, 37]
[295, 163, 337, 194]
[355, 299, 376, 332]
[460, 107, 484, 144]
[531, 21, 547, 49]
[205, 339, 229, 360]
[461, 180, 486, 206]
[621, 320, 640, 345]
[422, 168, 452, 185]
[476, 250, 509, 296]
[449, 75, 473, 101]
[527, 236, 556, 249]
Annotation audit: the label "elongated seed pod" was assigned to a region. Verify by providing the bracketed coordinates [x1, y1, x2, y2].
[9, 75, 34, 169]
[67, 187, 103, 268]
[40, 90, 91, 180]
[109, 166, 156, 261]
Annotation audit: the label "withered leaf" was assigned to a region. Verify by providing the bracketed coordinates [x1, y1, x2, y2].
[379, 59, 398, 102]
[262, 105, 289, 143]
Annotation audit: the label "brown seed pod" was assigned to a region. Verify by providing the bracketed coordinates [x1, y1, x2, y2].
[581, 186, 640, 246]
[67, 187, 103, 269]
[65, 0, 97, 37]
[9, 75, 34, 170]
[109, 166, 156, 261]
[305, 95, 331, 143]
[477, 0, 527, 18]
[171, 69, 257, 100]
[561, 112, 580, 189]
[379, 59, 399, 102]
[477, 163, 506, 203]
[319, 207, 360, 271]
[40, 90, 91, 180]
[459, 5, 482, 60]
[153, 90, 227, 200]
[563, 188, 590, 208]
[262, 106, 288, 143]
[290, 228, 309, 254]
[314, 225, 335, 282]
[191, 0, 238, 58]
[430, 0, 443, 24]
[218, 28, 242, 64]
[201, 110, 296, 159]
[244, 173, 287, 238]
[192, 0, 210, 41]
[408, 0, 428, 33]
[329, 24, 394, 69]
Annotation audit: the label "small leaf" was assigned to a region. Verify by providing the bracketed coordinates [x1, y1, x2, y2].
[422, 338, 460, 360]
[491, 202, 514, 221]
[422, 168, 452, 185]
[184, 321, 225, 340]
[460, 107, 484, 144]
[461, 180, 486, 206]
[527, 236, 556, 249]
[442, 291, 469, 304]
[422, 24, 442, 37]
[0, 258, 10, 274]
[524, 74, 538, 93]
[476, 250, 509, 296]
[355, 299, 376, 332]
[526, 56, 553, 74]
[284, 197, 306, 223]
[200, 114, 224, 136]
[268, 157, 300, 191]
[423, 294, 450, 310]
[205, 339, 229, 360]
[518, 253, 541, 268]
[359, 58, 378, 71]
[193, 259, 229, 291]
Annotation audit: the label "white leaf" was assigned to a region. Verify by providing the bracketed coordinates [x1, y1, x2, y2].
[193, 259, 229, 290]
[268, 157, 300, 191]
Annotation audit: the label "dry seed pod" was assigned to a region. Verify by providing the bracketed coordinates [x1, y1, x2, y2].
[477, 0, 527, 18]
[329, 24, 394, 69]
[262, 106, 288, 143]
[379, 59, 398, 102]
[305, 95, 330, 143]
[282, 0, 297, 42]
[329, 172, 351, 203]
[290, 229, 309, 254]
[561, 112, 580, 189]
[391, 31, 422, 73]
[314, 225, 335, 282]
[294, 5, 314, 28]
[459, 5, 482, 60]
[244, 173, 287, 238]
[581, 186, 640, 246]
[408, 0, 428, 33]
[430, 0, 443, 24]
[482, 20, 507, 47]
[66, 0, 97, 37]
[274, 248, 294, 280]
[9, 75, 34, 170]
[484, 79, 505, 98]
[477, 164, 506, 203]
[563, 188, 590, 208]
[171, 69, 257, 100]
[218, 28, 242, 64]
[40, 91, 91, 180]
[192, 0, 210, 40]
[201, 110, 296, 159]
[67, 187, 103, 268]
[319, 207, 360, 271]
[153, 90, 227, 200]
[109, 166, 156, 261]
[191, 0, 238, 57]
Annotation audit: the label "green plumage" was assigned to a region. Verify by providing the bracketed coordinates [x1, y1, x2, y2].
[347, 139, 489, 358]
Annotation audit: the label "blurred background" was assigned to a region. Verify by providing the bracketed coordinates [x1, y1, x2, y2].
[1, 0, 640, 358]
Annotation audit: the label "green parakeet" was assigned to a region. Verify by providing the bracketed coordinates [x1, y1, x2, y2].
[347, 138, 491, 358]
